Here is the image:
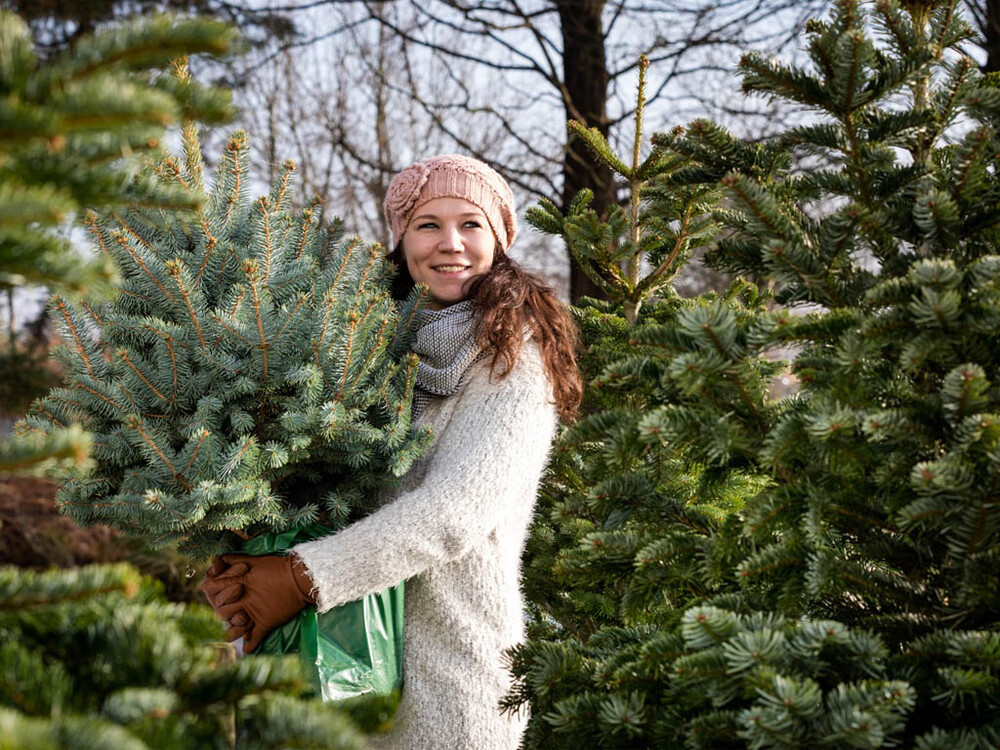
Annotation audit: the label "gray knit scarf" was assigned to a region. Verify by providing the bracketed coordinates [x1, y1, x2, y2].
[410, 300, 486, 418]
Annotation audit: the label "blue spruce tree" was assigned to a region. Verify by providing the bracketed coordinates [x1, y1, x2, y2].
[17, 121, 430, 559]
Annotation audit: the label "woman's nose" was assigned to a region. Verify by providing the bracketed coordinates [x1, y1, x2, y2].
[437, 226, 464, 251]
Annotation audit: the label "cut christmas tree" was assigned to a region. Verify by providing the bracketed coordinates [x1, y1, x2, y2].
[17, 122, 429, 559]
[16, 115, 430, 699]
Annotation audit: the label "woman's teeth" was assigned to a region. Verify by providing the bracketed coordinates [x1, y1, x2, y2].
[434, 266, 468, 272]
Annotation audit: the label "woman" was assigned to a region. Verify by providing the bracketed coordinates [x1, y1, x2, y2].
[201, 154, 581, 749]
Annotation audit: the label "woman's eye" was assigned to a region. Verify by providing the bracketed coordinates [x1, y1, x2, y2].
[417, 222, 438, 229]
[463, 220, 483, 229]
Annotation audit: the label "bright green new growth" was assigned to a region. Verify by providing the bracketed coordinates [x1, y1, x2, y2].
[0, 564, 366, 749]
[17, 125, 430, 558]
[510, 1, 1000, 747]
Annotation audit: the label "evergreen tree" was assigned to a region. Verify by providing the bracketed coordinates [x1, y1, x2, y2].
[509, 2, 1000, 747]
[0, 8, 236, 474]
[0, 563, 367, 749]
[510, 59, 803, 747]
[515, 59, 768, 643]
[0, 9, 234, 294]
[16, 120, 430, 559]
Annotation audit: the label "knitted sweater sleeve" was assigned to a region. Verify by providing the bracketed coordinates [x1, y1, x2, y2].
[291, 351, 557, 613]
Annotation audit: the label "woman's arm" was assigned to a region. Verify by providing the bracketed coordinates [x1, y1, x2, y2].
[292, 350, 557, 612]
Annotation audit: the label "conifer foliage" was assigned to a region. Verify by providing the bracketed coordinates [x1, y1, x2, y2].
[516, 61, 777, 645]
[510, 2, 1000, 748]
[0, 10, 235, 475]
[17, 125, 429, 558]
[0, 563, 366, 749]
[0, 9, 234, 294]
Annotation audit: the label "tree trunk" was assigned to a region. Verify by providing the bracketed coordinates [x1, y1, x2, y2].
[985, 0, 1000, 72]
[556, 0, 613, 303]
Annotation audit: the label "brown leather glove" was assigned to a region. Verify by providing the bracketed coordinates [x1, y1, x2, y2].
[200, 553, 316, 653]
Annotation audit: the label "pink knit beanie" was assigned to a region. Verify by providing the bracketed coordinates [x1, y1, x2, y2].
[383, 154, 517, 252]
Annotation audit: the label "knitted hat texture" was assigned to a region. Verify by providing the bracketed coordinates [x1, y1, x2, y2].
[383, 154, 517, 252]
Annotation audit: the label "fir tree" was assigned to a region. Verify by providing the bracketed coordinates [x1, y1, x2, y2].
[510, 58, 803, 747]
[509, 2, 1000, 747]
[0, 9, 236, 475]
[0, 9, 234, 294]
[16, 121, 430, 559]
[0, 563, 367, 749]
[517, 60, 768, 644]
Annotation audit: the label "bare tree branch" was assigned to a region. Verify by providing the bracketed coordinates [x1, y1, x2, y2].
[215, 0, 838, 299]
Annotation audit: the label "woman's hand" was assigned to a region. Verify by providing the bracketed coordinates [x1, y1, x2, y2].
[200, 553, 316, 653]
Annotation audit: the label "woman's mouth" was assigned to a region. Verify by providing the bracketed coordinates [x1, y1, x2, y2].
[432, 265, 470, 273]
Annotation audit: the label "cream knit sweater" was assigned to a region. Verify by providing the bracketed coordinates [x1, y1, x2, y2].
[292, 340, 558, 749]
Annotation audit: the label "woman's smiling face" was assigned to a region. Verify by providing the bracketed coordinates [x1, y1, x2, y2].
[401, 197, 496, 309]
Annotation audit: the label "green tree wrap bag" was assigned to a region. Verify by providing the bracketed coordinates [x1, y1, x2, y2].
[240, 523, 404, 702]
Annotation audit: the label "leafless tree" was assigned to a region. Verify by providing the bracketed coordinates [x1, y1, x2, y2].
[15, 1, 998, 299]
[212, 0, 827, 299]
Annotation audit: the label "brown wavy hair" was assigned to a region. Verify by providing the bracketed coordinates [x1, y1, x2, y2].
[387, 249, 582, 422]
